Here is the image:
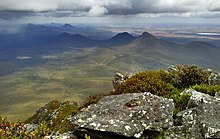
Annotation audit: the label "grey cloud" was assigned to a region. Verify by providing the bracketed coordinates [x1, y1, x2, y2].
[0, 11, 35, 19]
[0, 0, 220, 19]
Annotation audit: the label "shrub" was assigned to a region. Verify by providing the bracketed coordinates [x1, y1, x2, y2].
[169, 65, 210, 88]
[111, 70, 173, 98]
[171, 93, 191, 116]
[0, 116, 50, 138]
[191, 84, 220, 96]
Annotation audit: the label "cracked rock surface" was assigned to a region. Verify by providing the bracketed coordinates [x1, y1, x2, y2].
[166, 89, 220, 138]
[71, 92, 174, 138]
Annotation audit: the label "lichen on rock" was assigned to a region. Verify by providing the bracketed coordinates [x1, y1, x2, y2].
[71, 92, 174, 138]
[166, 89, 220, 138]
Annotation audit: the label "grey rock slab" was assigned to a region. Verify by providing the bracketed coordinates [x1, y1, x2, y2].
[71, 92, 174, 138]
[181, 89, 220, 138]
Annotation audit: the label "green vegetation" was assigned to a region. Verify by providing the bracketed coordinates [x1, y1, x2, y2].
[1, 64, 219, 138]
[25, 100, 79, 133]
[111, 70, 173, 97]
[191, 84, 220, 96]
[84, 65, 215, 116]
[110, 69, 191, 115]
[0, 48, 116, 121]
[169, 64, 210, 88]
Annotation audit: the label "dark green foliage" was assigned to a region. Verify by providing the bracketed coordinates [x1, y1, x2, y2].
[191, 84, 220, 96]
[171, 93, 191, 116]
[169, 65, 210, 88]
[50, 101, 79, 133]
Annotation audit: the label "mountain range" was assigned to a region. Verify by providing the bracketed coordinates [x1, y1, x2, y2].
[0, 24, 220, 120]
[0, 24, 220, 74]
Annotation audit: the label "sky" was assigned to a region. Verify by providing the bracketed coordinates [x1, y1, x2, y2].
[0, 0, 220, 26]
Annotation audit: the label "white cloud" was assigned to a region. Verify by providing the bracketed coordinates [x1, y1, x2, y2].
[88, 6, 108, 16]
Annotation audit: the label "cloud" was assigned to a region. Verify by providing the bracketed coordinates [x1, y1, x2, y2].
[0, 11, 35, 19]
[0, 0, 220, 19]
[88, 6, 108, 16]
[208, 1, 220, 11]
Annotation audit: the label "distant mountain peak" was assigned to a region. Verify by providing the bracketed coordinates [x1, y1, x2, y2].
[139, 32, 156, 39]
[63, 24, 74, 28]
[25, 23, 47, 29]
[26, 23, 35, 27]
[110, 32, 134, 40]
[118, 32, 132, 36]
[22, 23, 50, 33]
[134, 32, 159, 44]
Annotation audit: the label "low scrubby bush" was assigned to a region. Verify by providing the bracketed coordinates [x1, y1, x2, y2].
[191, 84, 220, 96]
[169, 65, 210, 88]
[0, 116, 50, 139]
[108, 69, 191, 115]
[111, 70, 173, 98]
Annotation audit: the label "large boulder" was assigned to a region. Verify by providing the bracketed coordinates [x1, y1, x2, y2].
[71, 92, 174, 138]
[178, 89, 220, 138]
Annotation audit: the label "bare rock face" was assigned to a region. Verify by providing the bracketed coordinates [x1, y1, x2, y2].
[174, 89, 220, 138]
[208, 69, 220, 85]
[165, 108, 204, 139]
[71, 92, 174, 138]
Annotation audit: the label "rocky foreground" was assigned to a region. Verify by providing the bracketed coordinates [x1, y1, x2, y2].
[42, 89, 219, 139]
[1, 65, 220, 139]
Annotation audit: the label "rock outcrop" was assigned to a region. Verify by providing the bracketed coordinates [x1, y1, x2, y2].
[208, 69, 220, 85]
[71, 92, 174, 138]
[69, 89, 220, 139]
[165, 89, 220, 138]
[112, 73, 128, 90]
[181, 89, 220, 138]
[26, 100, 79, 132]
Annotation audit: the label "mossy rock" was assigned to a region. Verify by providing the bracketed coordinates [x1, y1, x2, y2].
[25, 100, 79, 133]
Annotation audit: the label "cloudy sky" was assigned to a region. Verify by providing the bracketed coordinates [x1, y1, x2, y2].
[0, 0, 220, 26]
